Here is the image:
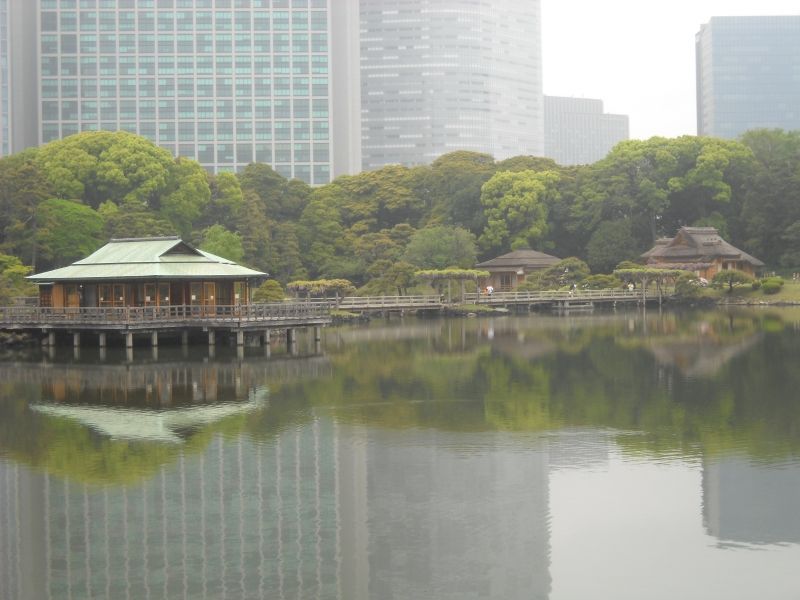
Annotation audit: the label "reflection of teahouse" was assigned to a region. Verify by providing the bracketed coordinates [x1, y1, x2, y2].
[641, 227, 764, 279]
[476, 249, 560, 292]
[27, 236, 266, 309]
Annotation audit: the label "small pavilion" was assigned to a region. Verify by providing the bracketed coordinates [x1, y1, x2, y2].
[27, 237, 266, 309]
[476, 249, 561, 291]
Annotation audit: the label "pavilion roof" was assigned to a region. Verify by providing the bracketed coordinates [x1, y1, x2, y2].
[28, 237, 267, 282]
[476, 249, 561, 271]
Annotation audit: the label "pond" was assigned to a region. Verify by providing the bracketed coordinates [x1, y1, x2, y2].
[1, 308, 799, 600]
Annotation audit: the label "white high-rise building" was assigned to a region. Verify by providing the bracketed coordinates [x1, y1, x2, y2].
[359, 0, 544, 171]
[1, 0, 364, 182]
[544, 95, 629, 166]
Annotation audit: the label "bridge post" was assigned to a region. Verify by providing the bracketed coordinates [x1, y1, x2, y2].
[262, 329, 271, 346]
[98, 332, 107, 348]
[151, 331, 158, 348]
[125, 332, 133, 349]
[314, 326, 322, 354]
[181, 330, 189, 346]
[47, 331, 55, 347]
[208, 330, 216, 347]
[72, 332, 80, 348]
[236, 329, 244, 347]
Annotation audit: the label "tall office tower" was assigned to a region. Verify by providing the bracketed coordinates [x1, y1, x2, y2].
[359, 0, 544, 171]
[696, 16, 800, 139]
[0, 0, 38, 157]
[544, 95, 629, 166]
[21, 0, 363, 182]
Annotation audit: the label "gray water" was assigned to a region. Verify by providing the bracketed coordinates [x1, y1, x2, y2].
[1, 308, 800, 600]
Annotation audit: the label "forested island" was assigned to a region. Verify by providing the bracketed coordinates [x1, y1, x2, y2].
[1, 128, 799, 301]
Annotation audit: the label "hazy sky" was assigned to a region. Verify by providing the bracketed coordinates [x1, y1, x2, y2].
[542, 0, 799, 140]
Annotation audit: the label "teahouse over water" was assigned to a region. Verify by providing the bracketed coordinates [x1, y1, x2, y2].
[641, 227, 764, 278]
[27, 237, 267, 309]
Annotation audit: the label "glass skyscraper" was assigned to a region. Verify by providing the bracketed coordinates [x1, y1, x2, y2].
[696, 16, 800, 139]
[31, 0, 338, 182]
[359, 0, 543, 171]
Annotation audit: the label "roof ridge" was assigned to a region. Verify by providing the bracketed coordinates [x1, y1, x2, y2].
[109, 236, 181, 243]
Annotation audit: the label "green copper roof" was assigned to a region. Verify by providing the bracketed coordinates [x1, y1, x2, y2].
[28, 237, 267, 282]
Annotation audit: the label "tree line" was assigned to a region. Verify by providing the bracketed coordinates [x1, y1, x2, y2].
[1, 128, 799, 295]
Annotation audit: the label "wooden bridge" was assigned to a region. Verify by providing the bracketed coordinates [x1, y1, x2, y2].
[0, 288, 662, 348]
[462, 288, 653, 308]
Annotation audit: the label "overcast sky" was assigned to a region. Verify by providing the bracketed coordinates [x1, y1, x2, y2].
[542, 0, 799, 140]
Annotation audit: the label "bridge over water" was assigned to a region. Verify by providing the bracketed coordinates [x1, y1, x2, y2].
[0, 289, 662, 348]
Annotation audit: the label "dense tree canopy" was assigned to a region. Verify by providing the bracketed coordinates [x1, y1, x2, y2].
[0, 129, 797, 293]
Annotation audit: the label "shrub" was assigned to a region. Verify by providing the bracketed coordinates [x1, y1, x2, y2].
[751, 280, 761, 291]
[762, 280, 782, 295]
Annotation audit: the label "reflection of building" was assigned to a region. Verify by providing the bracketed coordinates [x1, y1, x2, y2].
[696, 16, 800, 139]
[703, 456, 800, 545]
[648, 332, 763, 378]
[365, 430, 551, 600]
[544, 96, 629, 166]
[642, 227, 764, 278]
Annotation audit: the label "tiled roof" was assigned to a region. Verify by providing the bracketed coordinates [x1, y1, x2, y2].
[28, 237, 267, 281]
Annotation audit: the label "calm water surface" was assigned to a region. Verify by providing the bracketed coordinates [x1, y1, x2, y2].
[1, 308, 800, 600]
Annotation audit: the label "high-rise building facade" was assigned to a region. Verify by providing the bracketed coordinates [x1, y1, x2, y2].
[2, 0, 364, 182]
[544, 95, 629, 166]
[0, 0, 38, 157]
[696, 16, 800, 139]
[359, 0, 543, 171]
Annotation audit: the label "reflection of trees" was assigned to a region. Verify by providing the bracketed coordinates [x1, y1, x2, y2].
[297, 311, 800, 460]
[2, 310, 799, 483]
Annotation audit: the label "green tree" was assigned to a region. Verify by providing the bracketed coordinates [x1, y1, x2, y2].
[200, 224, 245, 263]
[711, 269, 754, 293]
[98, 199, 176, 240]
[252, 279, 285, 302]
[34, 131, 175, 208]
[160, 158, 211, 237]
[402, 225, 477, 269]
[585, 219, 639, 274]
[0, 254, 36, 304]
[35, 199, 105, 268]
[479, 170, 558, 255]
[298, 187, 350, 279]
[238, 162, 310, 222]
[0, 149, 52, 266]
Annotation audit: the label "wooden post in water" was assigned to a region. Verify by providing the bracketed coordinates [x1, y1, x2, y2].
[263, 329, 271, 346]
[151, 331, 158, 348]
[208, 330, 216, 347]
[125, 332, 133, 349]
[98, 332, 107, 348]
[236, 329, 244, 347]
[181, 330, 189, 346]
[72, 332, 80, 348]
[48, 331, 55, 347]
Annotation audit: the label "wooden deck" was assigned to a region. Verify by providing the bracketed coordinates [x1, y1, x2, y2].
[0, 302, 332, 333]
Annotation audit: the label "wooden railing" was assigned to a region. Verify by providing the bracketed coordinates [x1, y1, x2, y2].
[337, 295, 443, 309]
[464, 289, 648, 303]
[0, 302, 332, 327]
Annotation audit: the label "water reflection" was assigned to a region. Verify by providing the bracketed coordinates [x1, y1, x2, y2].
[0, 309, 799, 599]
